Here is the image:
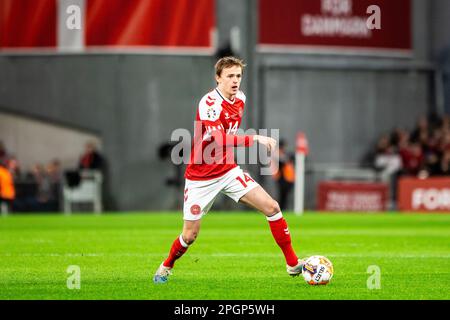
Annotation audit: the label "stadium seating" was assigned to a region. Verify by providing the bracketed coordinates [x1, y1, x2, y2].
[63, 170, 103, 214]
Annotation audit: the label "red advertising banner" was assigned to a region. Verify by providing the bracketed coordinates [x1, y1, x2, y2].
[317, 181, 388, 211]
[398, 177, 450, 212]
[85, 0, 214, 48]
[0, 0, 215, 52]
[0, 0, 57, 48]
[259, 0, 412, 55]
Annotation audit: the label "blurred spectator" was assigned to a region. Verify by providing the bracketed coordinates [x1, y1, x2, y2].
[21, 163, 59, 212]
[440, 149, 450, 175]
[374, 113, 450, 180]
[0, 160, 15, 213]
[399, 139, 424, 176]
[29, 164, 46, 201]
[47, 159, 63, 210]
[373, 134, 402, 208]
[410, 115, 430, 149]
[442, 114, 450, 132]
[393, 128, 410, 151]
[423, 153, 442, 177]
[440, 130, 450, 151]
[76, 142, 105, 212]
[79, 141, 103, 170]
[421, 128, 443, 177]
[0, 140, 9, 166]
[47, 159, 62, 184]
[426, 127, 442, 154]
[271, 139, 295, 210]
[6, 156, 23, 180]
[374, 134, 402, 179]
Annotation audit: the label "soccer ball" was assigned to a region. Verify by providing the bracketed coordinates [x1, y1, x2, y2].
[302, 255, 334, 285]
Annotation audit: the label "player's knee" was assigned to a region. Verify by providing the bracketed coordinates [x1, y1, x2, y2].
[183, 230, 198, 245]
[265, 200, 280, 216]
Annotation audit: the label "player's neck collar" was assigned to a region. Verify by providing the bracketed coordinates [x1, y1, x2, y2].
[215, 88, 235, 104]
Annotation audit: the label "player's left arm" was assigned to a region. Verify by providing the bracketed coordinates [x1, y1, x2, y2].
[253, 135, 277, 153]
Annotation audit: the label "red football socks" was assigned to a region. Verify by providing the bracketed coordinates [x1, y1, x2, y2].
[267, 212, 299, 267]
[163, 235, 189, 268]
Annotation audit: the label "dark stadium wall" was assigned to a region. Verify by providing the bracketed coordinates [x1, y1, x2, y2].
[431, 0, 450, 59]
[262, 68, 431, 163]
[431, 0, 450, 115]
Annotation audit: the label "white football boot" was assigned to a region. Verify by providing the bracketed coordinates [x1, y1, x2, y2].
[286, 258, 306, 277]
[153, 262, 172, 284]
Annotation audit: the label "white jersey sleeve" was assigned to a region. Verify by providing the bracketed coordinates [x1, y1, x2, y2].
[198, 93, 222, 122]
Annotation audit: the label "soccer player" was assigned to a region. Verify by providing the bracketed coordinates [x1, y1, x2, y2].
[153, 56, 304, 283]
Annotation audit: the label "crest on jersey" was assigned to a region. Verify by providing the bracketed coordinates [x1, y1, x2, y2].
[206, 107, 217, 120]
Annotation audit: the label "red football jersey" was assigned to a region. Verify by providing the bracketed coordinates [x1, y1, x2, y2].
[185, 88, 254, 180]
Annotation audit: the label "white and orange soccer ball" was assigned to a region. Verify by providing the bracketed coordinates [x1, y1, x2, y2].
[302, 255, 334, 285]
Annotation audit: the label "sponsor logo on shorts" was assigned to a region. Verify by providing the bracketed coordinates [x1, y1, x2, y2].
[190, 204, 201, 215]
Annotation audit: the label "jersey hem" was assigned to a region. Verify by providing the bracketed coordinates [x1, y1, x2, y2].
[184, 164, 238, 181]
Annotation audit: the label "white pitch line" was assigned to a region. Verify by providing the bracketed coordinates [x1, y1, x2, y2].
[1, 252, 449, 258]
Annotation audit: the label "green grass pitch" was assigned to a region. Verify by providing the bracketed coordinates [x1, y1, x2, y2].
[0, 212, 449, 300]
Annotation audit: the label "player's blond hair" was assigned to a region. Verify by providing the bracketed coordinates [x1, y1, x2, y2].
[215, 56, 246, 77]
